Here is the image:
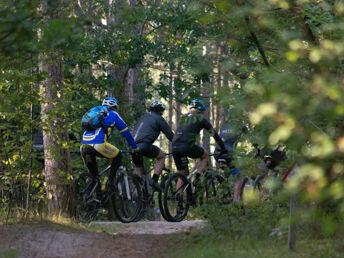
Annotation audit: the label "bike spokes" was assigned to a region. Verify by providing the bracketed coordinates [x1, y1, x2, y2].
[112, 173, 142, 223]
[163, 173, 190, 222]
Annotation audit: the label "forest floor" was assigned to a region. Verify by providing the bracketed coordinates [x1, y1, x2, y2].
[0, 220, 206, 258]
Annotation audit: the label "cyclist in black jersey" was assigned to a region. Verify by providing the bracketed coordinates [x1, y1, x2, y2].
[131, 101, 174, 190]
[172, 99, 227, 184]
[214, 121, 246, 202]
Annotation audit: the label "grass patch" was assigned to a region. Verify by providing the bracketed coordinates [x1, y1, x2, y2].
[166, 197, 344, 258]
[0, 249, 19, 258]
[167, 229, 343, 258]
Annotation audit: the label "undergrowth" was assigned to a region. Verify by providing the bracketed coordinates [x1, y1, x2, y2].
[167, 194, 344, 258]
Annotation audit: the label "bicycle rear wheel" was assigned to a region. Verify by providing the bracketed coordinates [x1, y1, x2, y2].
[111, 173, 142, 223]
[163, 173, 191, 222]
[75, 173, 99, 223]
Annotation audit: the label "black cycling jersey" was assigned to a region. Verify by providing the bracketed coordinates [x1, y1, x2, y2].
[132, 111, 174, 144]
[172, 113, 226, 151]
[214, 122, 240, 154]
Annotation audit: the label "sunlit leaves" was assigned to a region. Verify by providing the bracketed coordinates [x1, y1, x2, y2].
[249, 102, 277, 125]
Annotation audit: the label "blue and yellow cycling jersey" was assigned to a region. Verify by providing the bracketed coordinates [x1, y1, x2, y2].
[81, 109, 137, 149]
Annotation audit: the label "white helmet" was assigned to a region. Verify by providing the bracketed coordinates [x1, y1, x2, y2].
[102, 97, 118, 109]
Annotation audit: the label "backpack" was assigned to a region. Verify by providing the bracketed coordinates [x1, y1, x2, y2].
[81, 106, 109, 131]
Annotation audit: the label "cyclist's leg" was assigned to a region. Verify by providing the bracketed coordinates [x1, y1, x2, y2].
[93, 142, 120, 184]
[172, 150, 188, 195]
[195, 150, 209, 175]
[80, 144, 102, 198]
[132, 152, 144, 177]
[187, 145, 208, 183]
[80, 145, 99, 178]
[132, 142, 151, 177]
[226, 165, 241, 203]
[154, 150, 166, 177]
[143, 144, 165, 182]
[233, 176, 242, 203]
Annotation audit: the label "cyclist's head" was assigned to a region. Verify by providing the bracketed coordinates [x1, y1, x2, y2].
[149, 101, 166, 115]
[102, 97, 118, 110]
[190, 99, 206, 112]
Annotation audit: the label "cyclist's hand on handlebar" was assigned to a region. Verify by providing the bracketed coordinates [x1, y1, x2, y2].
[132, 147, 140, 153]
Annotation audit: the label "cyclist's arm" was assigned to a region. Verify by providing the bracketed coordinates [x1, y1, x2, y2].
[108, 112, 138, 149]
[159, 117, 174, 141]
[203, 118, 226, 152]
[212, 130, 227, 152]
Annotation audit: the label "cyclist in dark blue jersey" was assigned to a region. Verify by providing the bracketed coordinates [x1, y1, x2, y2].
[131, 101, 174, 190]
[172, 99, 227, 184]
[80, 97, 139, 197]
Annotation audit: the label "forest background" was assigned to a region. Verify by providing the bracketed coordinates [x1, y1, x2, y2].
[0, 0, 344, 254]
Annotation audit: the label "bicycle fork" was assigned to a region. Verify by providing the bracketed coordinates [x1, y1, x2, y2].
[117, 175, 132, 200]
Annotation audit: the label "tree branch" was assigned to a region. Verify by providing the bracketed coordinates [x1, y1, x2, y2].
[245, 16, 270, 67]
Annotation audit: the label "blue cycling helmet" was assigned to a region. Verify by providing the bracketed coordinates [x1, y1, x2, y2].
[190, 99, 206, 111]
[102, 97, 118, 109]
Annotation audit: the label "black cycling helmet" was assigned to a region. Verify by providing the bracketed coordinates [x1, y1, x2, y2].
[149, 101, 166, 114]
[190, 99, 206, 111]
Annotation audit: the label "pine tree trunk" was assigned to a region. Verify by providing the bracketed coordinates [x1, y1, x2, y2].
[39, 1, 73, 217]
[40, 52, 73, 216]
[168, 67, 173, 168]
[107, 0, 145, 116]
[40, 51, 73, 217]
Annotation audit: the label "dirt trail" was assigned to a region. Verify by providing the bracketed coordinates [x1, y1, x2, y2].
[0, 221, 206, 258]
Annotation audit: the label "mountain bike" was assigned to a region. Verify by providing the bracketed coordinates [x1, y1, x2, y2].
[239, 146, 287, 204]
[75, 151, 142, 223]
[134, 153, 172, 221]
[162, 156, 224, 222]
[204, 156, 242, 205]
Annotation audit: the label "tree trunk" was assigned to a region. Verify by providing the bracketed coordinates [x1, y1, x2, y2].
[106, 0, 145, 117]
[168, 67, 173, 168]
[39, 1, 73, 216]
[40, 51, 73, 217]
[215, 43, 222, 130]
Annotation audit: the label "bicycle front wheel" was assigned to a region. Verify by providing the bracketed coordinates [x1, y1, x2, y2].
[163, 173, 191, 222]
[158, 174, 170, 221]
[75, 173, 99, 223]
[205, 174, 227, 204]
[111, 173, 142, 223]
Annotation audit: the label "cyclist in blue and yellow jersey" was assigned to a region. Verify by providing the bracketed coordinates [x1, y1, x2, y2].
[80, 97, 139, 198]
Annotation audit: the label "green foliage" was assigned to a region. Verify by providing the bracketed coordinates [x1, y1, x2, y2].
[170, 197, 344, 257]
[1, 0, 344, 225]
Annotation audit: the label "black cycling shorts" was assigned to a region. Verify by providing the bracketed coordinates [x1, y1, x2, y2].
[132, 142, 160, 168]
[172, 144, 204, 170]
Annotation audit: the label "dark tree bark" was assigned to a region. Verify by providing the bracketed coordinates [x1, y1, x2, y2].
[39, 1, 73, 217]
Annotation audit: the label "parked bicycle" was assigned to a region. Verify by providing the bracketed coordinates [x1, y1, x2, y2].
[75, 151, 142, 223]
